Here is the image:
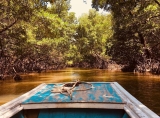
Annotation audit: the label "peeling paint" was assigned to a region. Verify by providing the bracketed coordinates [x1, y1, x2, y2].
[22, 83, 123, 104]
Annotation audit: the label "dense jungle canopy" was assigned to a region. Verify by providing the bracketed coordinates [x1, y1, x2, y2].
[0, 0, 160, 79]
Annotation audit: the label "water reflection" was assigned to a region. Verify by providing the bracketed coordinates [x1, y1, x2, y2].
[0, 68, 160, 115]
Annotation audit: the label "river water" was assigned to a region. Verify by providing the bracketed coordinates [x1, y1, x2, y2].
[0, 68, 160, 115]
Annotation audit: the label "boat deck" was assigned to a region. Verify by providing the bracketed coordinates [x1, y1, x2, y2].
[0, 82, 159, 118]
[22, 83, 124, 104]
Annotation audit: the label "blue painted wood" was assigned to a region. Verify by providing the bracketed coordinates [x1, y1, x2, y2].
[11, 111, 24, 118]
[10, 109, 131, 118]
[22, 83, 123, 104]
[122, 113, 130, 118]
[38, 109, 130, 118]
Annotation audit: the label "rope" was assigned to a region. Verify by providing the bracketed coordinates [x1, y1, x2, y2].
[70, 81, 93, 91]
[51, 81, 93, 100]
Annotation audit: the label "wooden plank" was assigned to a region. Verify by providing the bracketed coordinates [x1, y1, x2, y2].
[47, 82, 113, 84]
[23, 82, 124, 104]
[22, 103, 125, 110]
[111, 83, 127, 103]
[0, 106, 23, 118]
[113, 82, 160, 118]
[124, 106, 139, 118]
[0, 83, 47, 118]
[111, 83, 139, 118]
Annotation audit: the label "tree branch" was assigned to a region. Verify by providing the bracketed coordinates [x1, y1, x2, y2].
[154, 0, 160, 6]
[0, 19, 17, 34]
[147, 14, 160, 21]
[151, 32, 160, 50]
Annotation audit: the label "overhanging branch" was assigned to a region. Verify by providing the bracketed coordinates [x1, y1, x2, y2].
[154, 0, 160, 6]
[0, 19, 17, 34]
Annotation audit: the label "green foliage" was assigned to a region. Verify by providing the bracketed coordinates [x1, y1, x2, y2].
[92, 0, 160, 66]
[75, 9, 113, 62]
[0, 0, 115, 73]
[0, 0, 77, 73]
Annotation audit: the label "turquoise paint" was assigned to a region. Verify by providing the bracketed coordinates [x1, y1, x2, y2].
[23, 83, 123, 104]
[105, 84, 122, 102]
[11, 111, 24, 118]
[122, 113, 130, 118]
[10, 109, 131, 118]
[38, 109, 130, 118]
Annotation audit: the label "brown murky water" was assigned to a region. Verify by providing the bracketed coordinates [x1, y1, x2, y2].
[0, 68, 160, 115]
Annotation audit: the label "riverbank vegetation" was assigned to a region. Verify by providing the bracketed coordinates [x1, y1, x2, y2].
[0, 0, 160, 80]
[92, 0, 160, 73]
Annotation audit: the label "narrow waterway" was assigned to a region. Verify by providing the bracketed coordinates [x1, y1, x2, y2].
[0, 68, 160, 115]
